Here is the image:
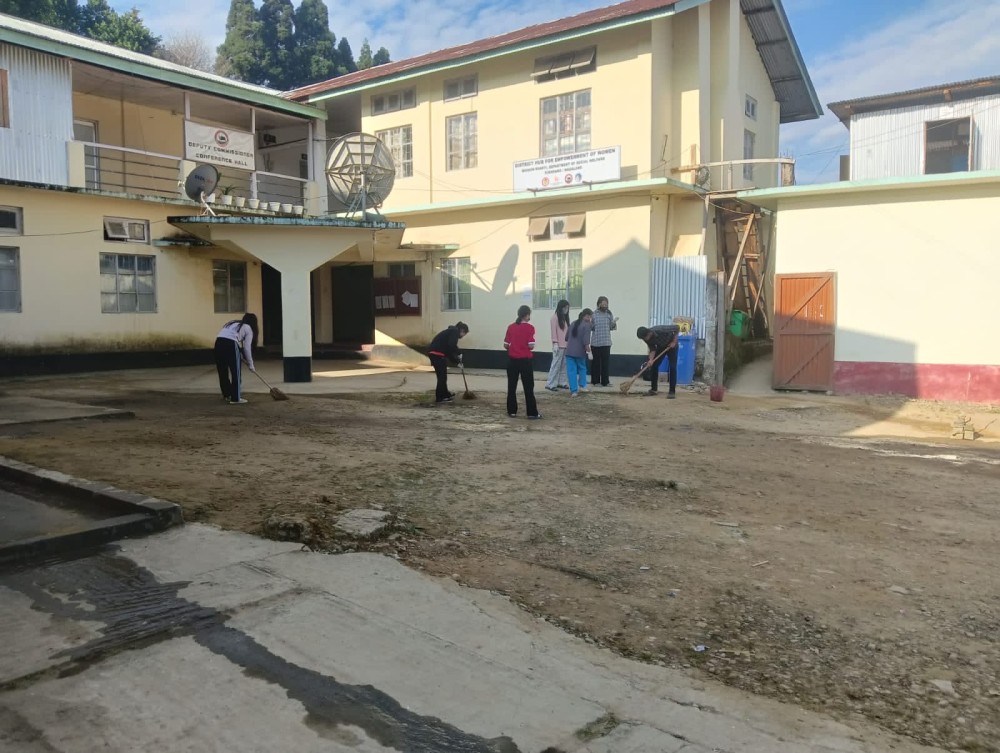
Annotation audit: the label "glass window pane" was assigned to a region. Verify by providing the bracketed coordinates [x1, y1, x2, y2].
[100, 254, 116, 274]
[136, 256, 154, 273]
[100, 273, 118, 293]
[137, 293, 155, 312]
[118, 294, 137, 312]
[231, 287, 245, 312]
[0, 291, 17, 311]
[136, 274, 154, 295]
[214, 292, 228, 312]
[0, 267, 16, 290]
[118, 274, 136, 293]
[117, 255, 135, 271]
[101, 292, 118, 312]
[0, 248, 15, 265]
[229, 263, 246, 281]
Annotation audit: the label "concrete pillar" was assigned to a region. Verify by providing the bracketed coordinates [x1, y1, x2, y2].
[697, 3, 712, 167]
[276, 263, 314, 381]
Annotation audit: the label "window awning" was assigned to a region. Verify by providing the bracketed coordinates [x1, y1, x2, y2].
[564, 213, 586, 233]
[527, 216, 550, 236]
[569, 47, 596, 70]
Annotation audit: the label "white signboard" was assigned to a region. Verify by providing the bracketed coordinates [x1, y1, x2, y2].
[513, 146, 621, 192]
[184, 121, 256, 171]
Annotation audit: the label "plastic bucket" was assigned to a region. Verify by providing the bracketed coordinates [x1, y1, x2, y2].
[659, 334, 696, 385]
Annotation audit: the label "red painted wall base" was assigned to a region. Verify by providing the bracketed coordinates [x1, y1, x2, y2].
[834, 362, 1000, 403]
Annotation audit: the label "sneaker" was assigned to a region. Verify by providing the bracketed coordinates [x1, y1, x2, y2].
[508, 412, 517, 417]
[569, 392, 578, 398]
[602, 383, 612, 388]
[528, 414, 543, 420]
[667, 392, 676, 399]
[545, 386, 558, 392]
[230, 398, 249, 404]
[578, 387, 589, 393]
[436, 396, 454, 403]
[643, 390, 658, 397]
[557, 385, 570, 390]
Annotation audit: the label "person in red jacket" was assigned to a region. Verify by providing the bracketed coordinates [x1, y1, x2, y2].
[504, 305, 541, 419]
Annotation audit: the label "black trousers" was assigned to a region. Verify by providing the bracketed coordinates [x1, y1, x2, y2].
[590, 345, 611, 385]
[649, 347, 678, 393]
[429, 354, 451, 401]
[506, 358, 538, 417]
[214, 337, 241, 401]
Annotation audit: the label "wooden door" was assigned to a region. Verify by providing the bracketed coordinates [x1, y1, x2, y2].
[331, 265, 375, 345]
[773, 273, 835, 391]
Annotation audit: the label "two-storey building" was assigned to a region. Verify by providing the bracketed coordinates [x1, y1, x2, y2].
[0, 12, 401, 381]
[290, 0, 820, 372]
[742, 76, 1000, 401]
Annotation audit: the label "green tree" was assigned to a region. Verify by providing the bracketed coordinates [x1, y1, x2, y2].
[292, 0, 336, 86]
[0, 0, 78, 29]
[215, 0, 263, 82]
[335, 36, 355, 75]
[78, 0, 160, 55]
[356, 38, 373, 71]
[259, 0, 296, 89]
[372, 46, 391, 66]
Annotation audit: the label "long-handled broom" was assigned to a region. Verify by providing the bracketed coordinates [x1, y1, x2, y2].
[619, 347, 671, 395]
[459, 362, 476, 400]
[251, 369, 290, 401]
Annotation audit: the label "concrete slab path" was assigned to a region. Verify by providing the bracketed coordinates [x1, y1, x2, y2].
[0, 524, 941, 753]
[0, 396, 132, 426]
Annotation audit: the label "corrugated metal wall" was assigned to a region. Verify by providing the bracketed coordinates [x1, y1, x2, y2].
[649, 255, 707, 336]
[850, 95, 1000, 180]
[0, 44, 73, 184]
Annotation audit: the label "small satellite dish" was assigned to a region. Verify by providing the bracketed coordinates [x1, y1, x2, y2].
[325, 133, 396, 216]
[184, 163, 220, 215]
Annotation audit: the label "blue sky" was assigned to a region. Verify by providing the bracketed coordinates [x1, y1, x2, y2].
[112, 0, 1000, 184]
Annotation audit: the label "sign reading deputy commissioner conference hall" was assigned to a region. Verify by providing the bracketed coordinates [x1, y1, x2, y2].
[512, 146, 621, 192]
[184, 121, 256, 171]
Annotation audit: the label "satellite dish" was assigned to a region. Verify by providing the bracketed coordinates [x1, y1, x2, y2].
[694, 166, 711, 189]
[325, 133, 395, 216]
[184, 163, 220, 215]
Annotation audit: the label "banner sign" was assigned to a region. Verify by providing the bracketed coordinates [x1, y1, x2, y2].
[184, 121, 256, 171]
[512, 146, 621, 192]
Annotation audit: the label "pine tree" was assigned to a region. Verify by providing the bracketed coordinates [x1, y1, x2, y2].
[215, 0, 263, 83]
[335, 37, 356, 75]
[293, 0, 336, 86]
[372, 47, 391, 66]
[357, 38, 373, 70]
[259, 0, 296, 89]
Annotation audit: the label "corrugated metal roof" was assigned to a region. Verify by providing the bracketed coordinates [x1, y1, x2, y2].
[829, 75, 1000, 125]
[0, 12, 323, 119]
[289, 0, 822, 124]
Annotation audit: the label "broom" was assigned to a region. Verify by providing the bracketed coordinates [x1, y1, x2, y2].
[619, 347, 671, 395]
[459, 362, 476, 400]
[251, 369, 290, 401]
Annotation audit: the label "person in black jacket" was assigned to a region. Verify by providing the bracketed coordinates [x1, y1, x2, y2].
[428, 322, 469, 403]
[637, 325, 680, 398]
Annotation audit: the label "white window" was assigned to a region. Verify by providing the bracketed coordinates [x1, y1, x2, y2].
[0, 205, 22, 235]
[213, 260, 247, 313]
[532, 47, 596, 82]
[441, 257, 472, 311]
[743, 129, 756, 181]
[925, 117, 972, 174]
[376, 125, 413, 178]
[540, 89, 591, 157]
[0, 247, 20, 312]
[444, 75, 477, 101]
[73, 120, 100, 189]
[104, 217, 149, 244]
[100, 253, 156, 313]
[745, 95, 758, 120]
[446, 113, 478, 171]
[388, 262, 416, 278]
[533, 250, 582, 309]
[0, 69, 9, 129]
[371, 87, 416, 115]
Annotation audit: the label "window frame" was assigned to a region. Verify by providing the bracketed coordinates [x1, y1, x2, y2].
[0, 246, 21, 313]
[532, 47, 596, 83]
[0, 205, 23, 235]
[444, 75, 478, 101]
[745, 95, 758, 120]
[375, 125, 414, 178]
[0, 68, 9, 129]
[103, 217, 150, 244]
[532, 249, 583, 310]
[446, 112, 478, 171]
[371, 87, 416, 116]
[388, 262, 417, 278]
[100, 252, 157, 314]
[212, 259, 247, 314]
[924, 117, 973, 175]
[539, 89, 592, 157]
[441, 256, 472, 311]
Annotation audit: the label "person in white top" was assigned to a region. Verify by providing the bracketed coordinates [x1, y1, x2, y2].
[214, 313, 258, 404]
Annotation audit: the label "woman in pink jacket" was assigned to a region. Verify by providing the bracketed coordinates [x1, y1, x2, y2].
[545, 299, 571, 391]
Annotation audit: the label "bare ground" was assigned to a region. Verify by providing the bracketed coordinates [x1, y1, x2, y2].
[1, 376, 999, 751]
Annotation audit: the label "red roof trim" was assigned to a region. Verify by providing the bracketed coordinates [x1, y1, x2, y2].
[287, 0, 680, 101]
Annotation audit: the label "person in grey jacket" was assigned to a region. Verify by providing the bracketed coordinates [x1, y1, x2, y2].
[564, 308, 594, 396]
[590, 296, 618, 387]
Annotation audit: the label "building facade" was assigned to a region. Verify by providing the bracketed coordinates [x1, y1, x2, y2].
[291, 0, 820, 371]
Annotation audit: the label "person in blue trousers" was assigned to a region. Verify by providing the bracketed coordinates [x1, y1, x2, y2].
[564, 308, 593, 397]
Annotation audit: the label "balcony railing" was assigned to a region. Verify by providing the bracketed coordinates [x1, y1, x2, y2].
[71, 141, 313, 208]
[673, 157, 796, 191]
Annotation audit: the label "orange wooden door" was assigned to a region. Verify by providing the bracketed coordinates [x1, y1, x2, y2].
[773, 273, 836, 391]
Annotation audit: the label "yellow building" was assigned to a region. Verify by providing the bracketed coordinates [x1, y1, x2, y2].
[291, 0, 820, 373]
[0, 12, 402, 381]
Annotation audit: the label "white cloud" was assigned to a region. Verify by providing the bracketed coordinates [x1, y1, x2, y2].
[784, 0, 1000, 184]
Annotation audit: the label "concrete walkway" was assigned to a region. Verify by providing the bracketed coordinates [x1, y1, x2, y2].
[0, 396, 132, 426]
[0, 525, 941, 753]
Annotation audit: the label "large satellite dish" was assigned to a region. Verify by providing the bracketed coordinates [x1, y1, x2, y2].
[184, 163, 220, 216]
[325, 133, 395, 216]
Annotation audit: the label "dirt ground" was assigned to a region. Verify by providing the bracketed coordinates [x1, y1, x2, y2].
[2, 374, 999, 752]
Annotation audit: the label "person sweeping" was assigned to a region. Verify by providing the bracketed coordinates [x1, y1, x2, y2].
[215, 313, 258, 404]
[428, 322, 469, 403]
[636, 324, 680, 398]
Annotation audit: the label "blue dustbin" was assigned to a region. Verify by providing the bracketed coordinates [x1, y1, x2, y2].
[659, 333, 696, 385]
